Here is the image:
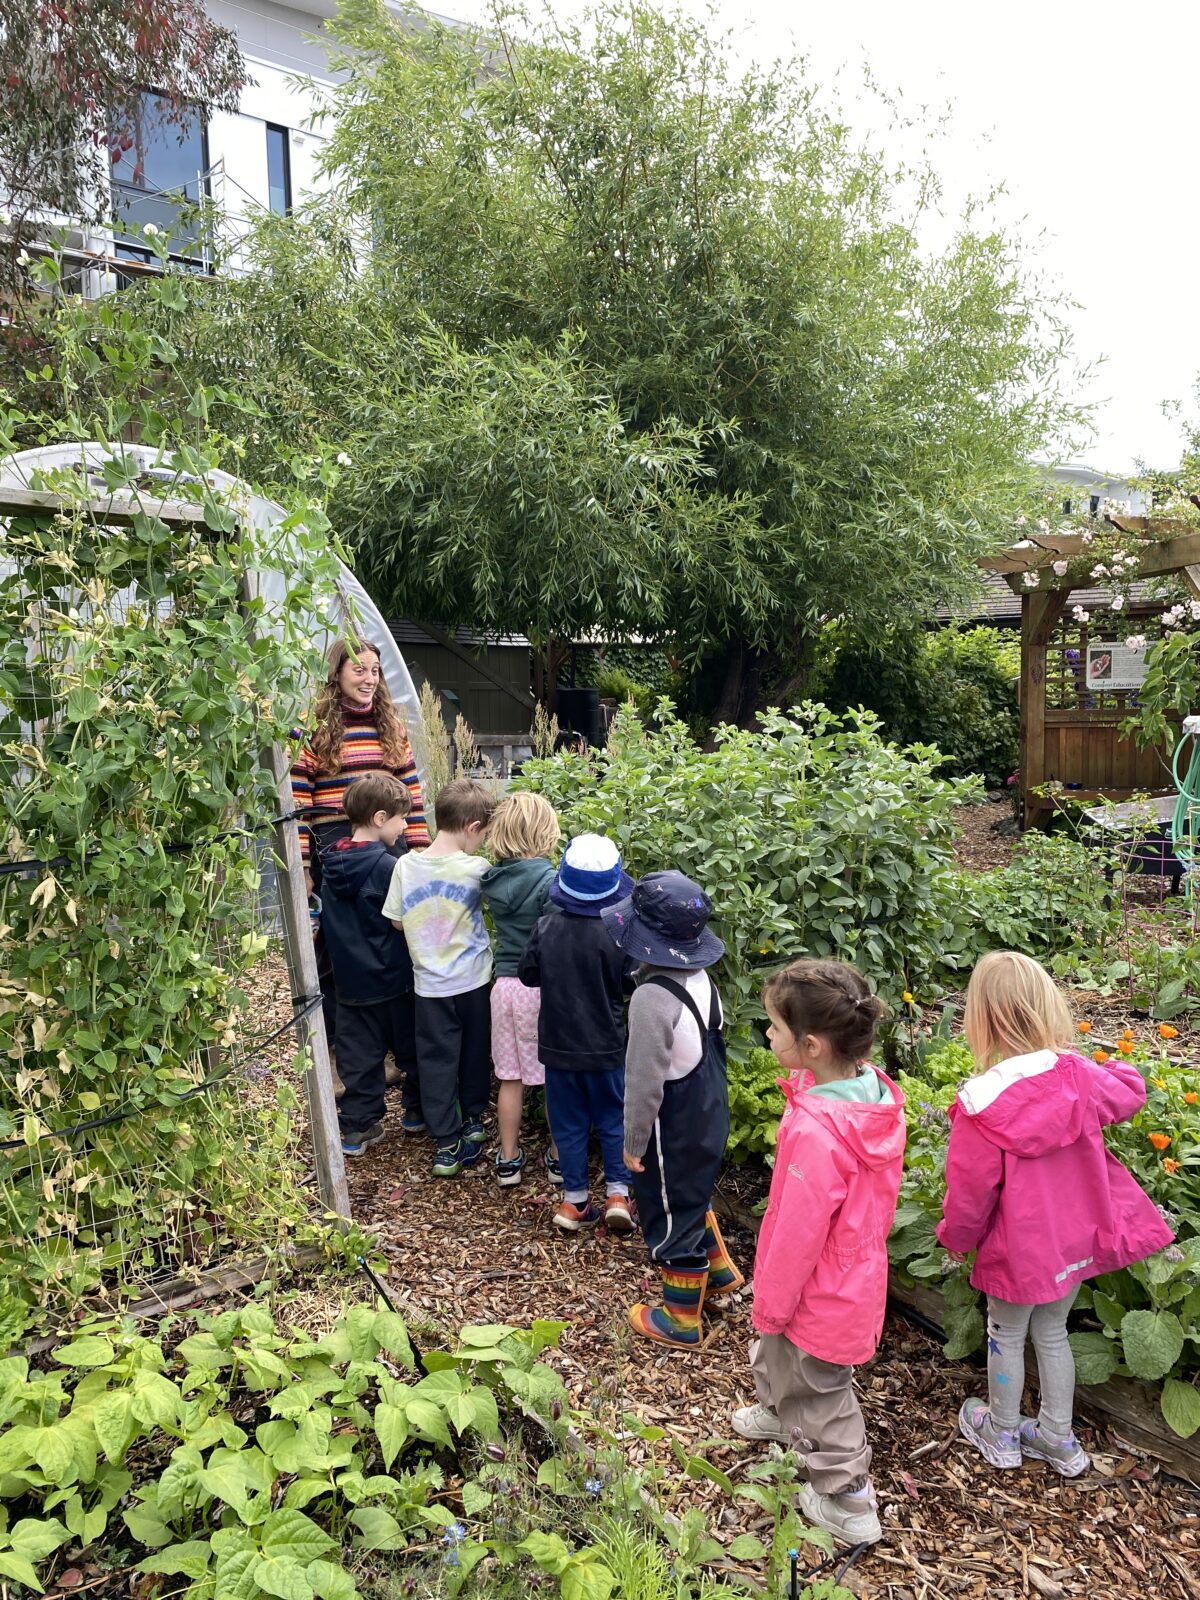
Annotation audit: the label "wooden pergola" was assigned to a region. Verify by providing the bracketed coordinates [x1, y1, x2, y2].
[980, 503, 1200, 828]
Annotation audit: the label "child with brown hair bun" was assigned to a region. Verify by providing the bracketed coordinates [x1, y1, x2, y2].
[734, 957, 901, 1549]
[481, 792, 561, 1187]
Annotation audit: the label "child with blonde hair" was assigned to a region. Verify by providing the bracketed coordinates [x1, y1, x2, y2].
[481, 792, 561, 1187]
[939, 950, 1173, 1478]
[733, 958, 901, 1548]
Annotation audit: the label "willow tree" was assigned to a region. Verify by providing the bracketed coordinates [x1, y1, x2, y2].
[46, 0, 1082, 719]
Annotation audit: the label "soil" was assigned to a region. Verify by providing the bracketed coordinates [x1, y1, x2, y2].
[228, 799, 1200, 1600]
[341, 1106, 1200, 1600]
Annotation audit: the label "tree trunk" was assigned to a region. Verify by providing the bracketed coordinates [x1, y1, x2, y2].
[708, 635, 767, 740]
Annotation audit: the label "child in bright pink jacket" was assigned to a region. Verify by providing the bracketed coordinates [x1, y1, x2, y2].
[939, 951, 1173, 1480]
[732, 959, 904, 1551]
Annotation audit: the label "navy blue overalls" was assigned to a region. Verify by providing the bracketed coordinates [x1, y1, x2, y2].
[630, 974, 730, 1271]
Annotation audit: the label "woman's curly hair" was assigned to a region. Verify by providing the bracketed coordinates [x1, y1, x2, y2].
[308, 637, 410, 775]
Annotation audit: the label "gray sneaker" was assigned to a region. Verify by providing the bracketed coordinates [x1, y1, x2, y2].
[958, 1397, 1021, 1469]
[731, 1403, 792, 1447]
[1019, 1418, 1090, 1478]
[798, 1481, 881, 1547]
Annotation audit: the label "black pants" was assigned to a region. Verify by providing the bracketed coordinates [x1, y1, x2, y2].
[336, 992, 419, 1137]
[630, 1057, 729, 1271]
[414, 986, 491, 1144]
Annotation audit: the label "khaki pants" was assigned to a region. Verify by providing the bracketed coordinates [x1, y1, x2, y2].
[750, 1334, 871, 1495]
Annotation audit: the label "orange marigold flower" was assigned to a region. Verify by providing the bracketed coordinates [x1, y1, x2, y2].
[1185, 1091, 1198, 1105]
[1117, 1041, 1134, 1055]
[1122, 1028, 1135, 1041]
[1158, 1024, 1179, 1040]
[1078, 1021, 1093, 1034]
[1163, 1158, 1180, 1174]
[1149, 1132, 1171, 1150]
[1092, 1049, 1109, 1064]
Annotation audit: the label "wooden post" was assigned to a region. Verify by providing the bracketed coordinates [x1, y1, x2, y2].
[262, 744, 351, 1220]
[1019, 588, 1069, 830]
[239, 568, 350, 1222]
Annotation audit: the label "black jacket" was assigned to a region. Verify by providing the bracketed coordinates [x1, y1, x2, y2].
[319, 839, 414, 1005]
[518, 906, 637, 1072]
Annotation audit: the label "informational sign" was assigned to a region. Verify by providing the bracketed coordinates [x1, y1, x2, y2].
[1086, 644, 1149, 691]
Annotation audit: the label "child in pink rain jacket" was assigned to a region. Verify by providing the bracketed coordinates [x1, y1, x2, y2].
[732, 959, 904, 1550]
[939, 951, 1173, 1480]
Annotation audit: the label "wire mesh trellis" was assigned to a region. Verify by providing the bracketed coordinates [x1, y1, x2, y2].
[0, 474, 347, 1344]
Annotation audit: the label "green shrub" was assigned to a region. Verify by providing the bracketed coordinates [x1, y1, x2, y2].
[593, 665, 656, 720]
[518, 702, 980, 1051]
[814, 626, 1019, 788]
[967, 833, 1118, 959]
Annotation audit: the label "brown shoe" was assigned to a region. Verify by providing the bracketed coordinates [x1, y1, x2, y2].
[384, 1057, 403, 1088]
[604, 1195, 636, 1235]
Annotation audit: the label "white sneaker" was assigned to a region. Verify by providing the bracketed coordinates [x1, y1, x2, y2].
[731, 1402, 792, 1446]
[798, 1481, 882, 1547]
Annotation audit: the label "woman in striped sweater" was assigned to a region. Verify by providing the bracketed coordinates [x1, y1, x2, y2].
[292, 637, 429, 1047]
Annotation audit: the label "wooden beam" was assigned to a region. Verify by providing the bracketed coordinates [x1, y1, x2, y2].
[1019, 589, 1068, 830]
[407, 619, 535, 712]
[0, 485, 209, 528]
[982, 519, 1200, 579]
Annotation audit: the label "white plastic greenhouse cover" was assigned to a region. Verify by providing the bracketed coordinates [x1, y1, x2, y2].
[0, 444, 426, 791]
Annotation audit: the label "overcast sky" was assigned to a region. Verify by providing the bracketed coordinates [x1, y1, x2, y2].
[451, 0, 1200, 476]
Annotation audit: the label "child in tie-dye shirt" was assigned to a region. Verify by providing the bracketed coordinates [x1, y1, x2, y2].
[383, 779, 497, 1178]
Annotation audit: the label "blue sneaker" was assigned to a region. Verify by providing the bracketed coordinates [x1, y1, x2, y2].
[461, 1116, 487, 1145]
[341, 1122, 386, 1158]
[495, 1147, 526, 1187]
[432, 1139, 484, 1178]
[544, 1150, 563, 1186]
[400, 1110, 427, 1134]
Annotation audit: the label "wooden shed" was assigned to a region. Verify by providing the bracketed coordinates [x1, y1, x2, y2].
[980, 510, 1200, 827]
[388, 620, 534, 737]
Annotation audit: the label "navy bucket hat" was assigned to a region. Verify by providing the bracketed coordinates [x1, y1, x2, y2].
[601, 870, 725, 969]
[549, 833, 634, 917]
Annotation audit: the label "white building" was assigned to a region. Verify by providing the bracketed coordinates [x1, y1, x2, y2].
[11, 1, 452, 290]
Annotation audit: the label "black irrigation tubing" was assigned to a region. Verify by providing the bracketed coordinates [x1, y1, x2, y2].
[789, 1541, 869, 1593]
[0, 804, 342, 879]
[0, 990, 325, 1155]
[356, 1254, 429, 1377]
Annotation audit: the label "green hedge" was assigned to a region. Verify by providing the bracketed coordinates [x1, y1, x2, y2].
[813, 626, 1020, 788]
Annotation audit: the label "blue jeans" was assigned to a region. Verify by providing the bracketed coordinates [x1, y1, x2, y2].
[544, 1067, 630, 1201]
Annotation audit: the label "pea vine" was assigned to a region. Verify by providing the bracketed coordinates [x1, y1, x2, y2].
[0, 286, 350, 1342]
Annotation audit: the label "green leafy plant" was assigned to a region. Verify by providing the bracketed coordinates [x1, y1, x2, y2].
[813, 626, 1020, 788]
[518, 702, 980, 1053]
[0, 1303, 602, 1597]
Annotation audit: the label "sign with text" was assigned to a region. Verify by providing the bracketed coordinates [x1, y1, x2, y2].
[1086, 644, 1149, 691]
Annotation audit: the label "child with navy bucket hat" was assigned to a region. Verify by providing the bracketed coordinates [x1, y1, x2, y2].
[518, 835, 639, 1233]
[602, 871, 741, 1349]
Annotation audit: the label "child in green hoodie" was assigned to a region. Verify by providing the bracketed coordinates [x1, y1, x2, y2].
[481, 792, 561, 1187]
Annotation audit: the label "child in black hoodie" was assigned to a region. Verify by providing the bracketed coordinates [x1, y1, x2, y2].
[519, 834, 638, 1234]
[319, 774, 421, 1155]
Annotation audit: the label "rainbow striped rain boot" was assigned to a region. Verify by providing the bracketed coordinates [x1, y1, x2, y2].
[702, 1209, 744, 1298]
[627, 1265, 708, 1348]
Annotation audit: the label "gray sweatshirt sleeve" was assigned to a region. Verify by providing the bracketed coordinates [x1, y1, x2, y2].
[623, 981, 683, 1158]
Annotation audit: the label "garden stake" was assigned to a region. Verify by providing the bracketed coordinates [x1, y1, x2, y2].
[789, 1548, 798, 1600]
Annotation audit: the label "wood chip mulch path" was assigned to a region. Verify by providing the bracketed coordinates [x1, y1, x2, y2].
[343, 1114, 1200, 1600]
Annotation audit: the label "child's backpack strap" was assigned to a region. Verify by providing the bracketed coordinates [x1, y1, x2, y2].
[644, 973, 720, 1065]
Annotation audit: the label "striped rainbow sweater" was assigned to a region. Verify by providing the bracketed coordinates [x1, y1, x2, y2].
[290, 705, 429, 862]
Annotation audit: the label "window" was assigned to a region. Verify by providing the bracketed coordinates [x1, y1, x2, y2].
[1062, 498, 1072, 515]
[1090, 494, 1101, 515]
[110, 91, 208, 260]
[266, 124, 292, 215]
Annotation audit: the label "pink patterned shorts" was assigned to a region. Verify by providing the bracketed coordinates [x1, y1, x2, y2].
[491, 977, 545, 1085]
